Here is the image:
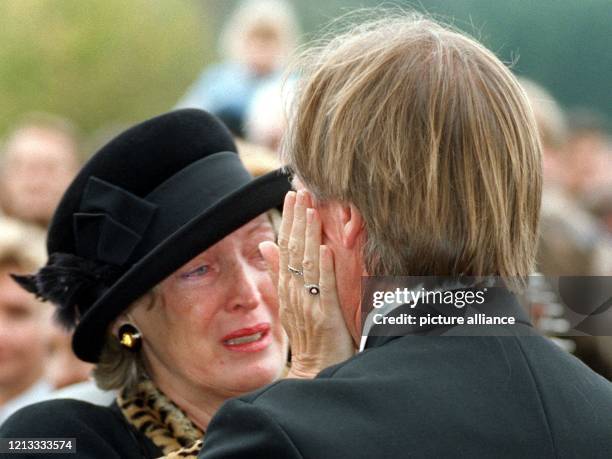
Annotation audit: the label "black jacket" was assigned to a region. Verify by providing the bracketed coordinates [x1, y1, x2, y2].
[0, 399, 161, 458]
[198, 292, 612, 458]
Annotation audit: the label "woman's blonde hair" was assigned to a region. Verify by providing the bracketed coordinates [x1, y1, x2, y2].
[283, 12, 542, 290]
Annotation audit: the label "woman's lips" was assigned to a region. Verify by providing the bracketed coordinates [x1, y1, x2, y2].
[221, 323, 271, 352]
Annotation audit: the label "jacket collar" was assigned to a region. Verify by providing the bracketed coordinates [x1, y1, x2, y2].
[362, 286, 533, 351]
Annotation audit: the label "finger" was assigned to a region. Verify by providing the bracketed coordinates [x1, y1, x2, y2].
[319, 245, 341, 315]
[303, 208, 321, 286]
[301, 189, 314, 208]
[288, 190, 308, 277]
[278, 191, 296, 281]
[259, 241, 280, 287]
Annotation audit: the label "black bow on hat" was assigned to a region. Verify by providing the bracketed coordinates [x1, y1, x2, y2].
[74, 176, 158, 266]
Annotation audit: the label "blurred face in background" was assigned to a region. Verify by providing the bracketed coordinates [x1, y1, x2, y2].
[243, 26, 283, 76]
[565, 130, 609, 196]
[1, 126, 78, 226]
[0, 265, 50, 402]
[45, 326, 93, 389]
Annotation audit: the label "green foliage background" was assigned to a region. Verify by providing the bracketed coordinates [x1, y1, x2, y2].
[1, 0, 610, 144]
[0, 0, 212, 137]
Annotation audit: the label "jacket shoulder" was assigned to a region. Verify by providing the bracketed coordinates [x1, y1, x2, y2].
[236, 336, 612, 458]
[0, 399, 145, 459]
[1, 398, 113, 432]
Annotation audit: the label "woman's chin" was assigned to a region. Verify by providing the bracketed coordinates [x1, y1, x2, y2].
[227, 359, 285, 393]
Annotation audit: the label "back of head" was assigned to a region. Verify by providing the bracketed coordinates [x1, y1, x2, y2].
[284, 12, 542, 290]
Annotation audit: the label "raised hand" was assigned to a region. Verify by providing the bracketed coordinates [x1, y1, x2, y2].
[259, 190, 355, 379]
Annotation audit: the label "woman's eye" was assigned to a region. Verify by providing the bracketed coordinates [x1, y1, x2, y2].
[181, 265, 209, 279]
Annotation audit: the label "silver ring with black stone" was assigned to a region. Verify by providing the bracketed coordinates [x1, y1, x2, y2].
[305, 284, 320, 296]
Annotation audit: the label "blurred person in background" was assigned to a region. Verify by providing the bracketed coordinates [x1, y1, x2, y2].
[586, 187, 612, 234]
[176, 0, 299, 138]
[245, 77, 295, 152]
[565, 109, 611, 201]
[45, 326, 95, 390]
[519, 79, 569, 189]
[520, 79, 610, 276]
[0, 113, 80, 229]
[0, 217, 51, 425]
[563, 109, 612, 376]
[522, 78, 612, 379]
[236, 139, 280, 178]
[0, 114, 95, 392]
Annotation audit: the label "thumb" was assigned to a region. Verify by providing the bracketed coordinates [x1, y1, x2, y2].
[259, 241, 280, 287]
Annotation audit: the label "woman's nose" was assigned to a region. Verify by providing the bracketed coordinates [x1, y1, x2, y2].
[226, 261, 261, 312]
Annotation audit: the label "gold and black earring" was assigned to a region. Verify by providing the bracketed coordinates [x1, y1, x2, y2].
[118, 324, 142, 351]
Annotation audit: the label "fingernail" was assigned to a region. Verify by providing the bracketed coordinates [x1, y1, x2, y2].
[296, 190, 304, 203]
[306, 208, 314, 223]
[284, 192, 295, 210]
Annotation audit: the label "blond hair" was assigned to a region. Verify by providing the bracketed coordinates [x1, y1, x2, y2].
[283, 12, 542, 290]
[0, 217, 46, 271]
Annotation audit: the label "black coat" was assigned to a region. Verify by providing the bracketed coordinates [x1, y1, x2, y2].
[198, 292, 612, 458]
[0, 399, 162, 458]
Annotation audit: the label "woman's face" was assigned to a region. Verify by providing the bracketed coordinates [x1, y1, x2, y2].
[132, 214, 287, 397]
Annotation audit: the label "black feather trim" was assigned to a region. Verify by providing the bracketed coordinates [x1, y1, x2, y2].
[11, 253, 122, 329]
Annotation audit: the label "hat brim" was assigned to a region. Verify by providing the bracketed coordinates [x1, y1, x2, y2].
[73, 169, 291, 362]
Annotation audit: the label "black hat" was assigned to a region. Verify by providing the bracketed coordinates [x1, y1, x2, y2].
[14, 109, 290, 362]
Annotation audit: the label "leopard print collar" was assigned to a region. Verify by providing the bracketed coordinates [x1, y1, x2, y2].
[162, 439, 204, 458]
[117, 379, 204, 457]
